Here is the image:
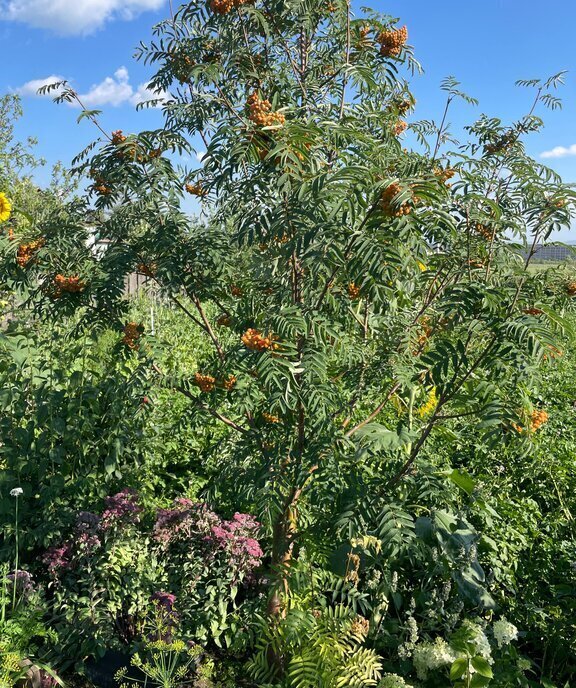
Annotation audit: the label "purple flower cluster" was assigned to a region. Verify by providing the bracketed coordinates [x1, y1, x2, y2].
[150, 590, 177, 612]
[101, 488, 142, 529]
[149, 591, 179, 642]
[77, 532, 101, 552]
[41, 490, 264, 589]
[42, 543, 73, 578]
[7, 570, 34, 595]
[76, 510, 101, 533]
[39, 671, 58, 688]
[153, 501, 264, 577]
[42, 489, 138, 577]
[153, 499, 220, 545]
[210, 513, 264, 575]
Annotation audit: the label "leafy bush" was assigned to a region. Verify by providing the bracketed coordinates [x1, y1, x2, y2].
[41, 489, 264, 661]
[2, 1, 576, 686]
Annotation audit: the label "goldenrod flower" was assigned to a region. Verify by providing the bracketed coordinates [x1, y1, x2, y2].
[0, 193, 12, 223]
[418, 387, 437, 418]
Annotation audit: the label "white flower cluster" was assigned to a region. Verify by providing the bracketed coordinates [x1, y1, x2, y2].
[10, 487, 23, 497]
[493, 618, 518, 648]
[379, 674, 414, 688]
[412, 638, 456, 680]
[410, 618, 519, 682]
[463, 621, 493, 662]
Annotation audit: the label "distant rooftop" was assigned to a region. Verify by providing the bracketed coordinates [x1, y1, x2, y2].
[526, 244, 576, 262]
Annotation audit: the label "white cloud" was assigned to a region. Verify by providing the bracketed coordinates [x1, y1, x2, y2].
[541, 144, 576, 159]
[15, 75, 65, 97]
[4, 0, 165, 35]
[130, 82, 169, 107]
[16, 67, 169, 109]
[76, 67, 133, 107]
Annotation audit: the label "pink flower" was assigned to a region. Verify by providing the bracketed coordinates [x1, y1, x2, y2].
[150, 590, 177, 611]
[101, 488, 142, 529]
[42, 543, 73, 577]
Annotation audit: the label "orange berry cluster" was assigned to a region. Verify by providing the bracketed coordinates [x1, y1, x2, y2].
[377, 26, 408, 57]
[391, 95, 413, 115]
[247, 93, 285, 128]
[16, 238, 45, 267]
[543, 345, 563, 360]
[122, 322, 143, 349]
[185, 182, 206, 197]
[513, 409, 549, 434]
[52, 275, 86, 298]
[273, 233, 289, 245]
[393, 120, 408, 136]
[523, 307, 543, 316]
[137, 262, 157, 278]
[169, 51, 194, 83]
[474, 223, 494, 241]
[434, 167, 455, 185]
[416, 317, 433, 349]
[230, 285, 243, 297]
[210, 0, 250, 14]
[350, 616, 370, 638]
[111, 130, 127, 145]
[93, 178, 112, 196]
[356, 25, 372, 49]
[222, 374, 237, 391]
[530, 409, 548, 432]
[241, 328, 278, 351]
[126, 145, 144, 162]
[194, 372, 216, 393]
[484, 131, 515, 155]
[565, 280, 576, 296]
[262, 412, 280, 424]
[347, 282, 361, 299]
[379, 182, 412, 217]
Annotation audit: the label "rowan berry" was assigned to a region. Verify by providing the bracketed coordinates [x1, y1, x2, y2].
[377, 25, 408, 57]
[379, 182, 412, 217]
[241, 328, 278, 351]
[194, 372, 216, 392]
[16, 238, 45, 267]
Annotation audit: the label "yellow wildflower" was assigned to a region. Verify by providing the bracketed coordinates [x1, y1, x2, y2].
[0, 193, 12, 223]
[418, 387, 437, 418]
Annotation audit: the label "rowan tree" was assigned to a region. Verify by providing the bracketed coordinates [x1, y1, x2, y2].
[2, 1, 575, 680]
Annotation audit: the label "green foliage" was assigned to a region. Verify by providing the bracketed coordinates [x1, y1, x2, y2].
[248, 602, 382, 688]
[0, 565, 62, 688]
[2, 1, 576, 687]
[39, 492, 264, 662]
[0, 319, 151, 550]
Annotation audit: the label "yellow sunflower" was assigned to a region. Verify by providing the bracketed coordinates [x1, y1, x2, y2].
[0, 193, 12, 223]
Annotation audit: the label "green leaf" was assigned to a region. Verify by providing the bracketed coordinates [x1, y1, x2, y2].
[471, 655, 493, 678]
[450, 658, 469, 681]
[77, 109, 102, 123]
[448, 468, 476, 495]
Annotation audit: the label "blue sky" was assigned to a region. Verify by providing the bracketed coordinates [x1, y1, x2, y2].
[2, 0, 576, 236]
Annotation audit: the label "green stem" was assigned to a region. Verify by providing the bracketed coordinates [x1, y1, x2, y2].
[12, 496, 19, 612]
